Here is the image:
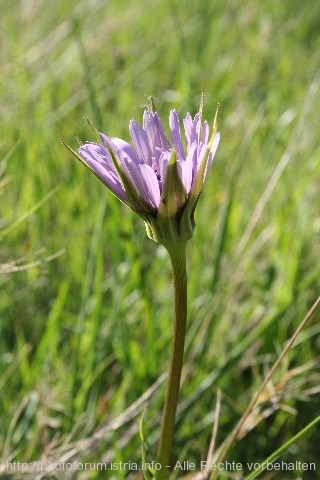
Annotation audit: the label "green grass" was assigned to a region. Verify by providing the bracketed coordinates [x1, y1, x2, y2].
[1, 0, 320, 478]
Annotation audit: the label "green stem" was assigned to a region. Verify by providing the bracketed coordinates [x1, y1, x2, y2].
[155, 242, 188, 480]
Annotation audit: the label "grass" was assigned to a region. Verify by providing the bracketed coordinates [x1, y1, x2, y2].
[1, 0, 320, 478]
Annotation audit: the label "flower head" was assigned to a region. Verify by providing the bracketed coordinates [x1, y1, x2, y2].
[72, 99, 220, 247]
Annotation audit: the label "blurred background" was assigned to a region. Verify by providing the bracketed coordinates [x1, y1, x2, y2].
[1, 0, 320, 478]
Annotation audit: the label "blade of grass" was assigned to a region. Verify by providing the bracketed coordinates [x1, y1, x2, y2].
[244, 414, 320, 480]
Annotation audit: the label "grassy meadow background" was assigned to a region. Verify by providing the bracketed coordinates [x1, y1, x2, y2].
[1, 0, 320, 478]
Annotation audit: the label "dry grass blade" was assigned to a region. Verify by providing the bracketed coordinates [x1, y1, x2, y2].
[209, 296, 320, 480]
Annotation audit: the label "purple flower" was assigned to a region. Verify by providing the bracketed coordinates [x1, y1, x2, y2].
[73, 102, 220, 246]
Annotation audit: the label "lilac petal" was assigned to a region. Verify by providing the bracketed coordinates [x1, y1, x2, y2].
[184, 113, 201, 148]
[129, 120, 152, 165]
[110, 137, 142, 167]
[202, 121, 209, 145]
[158, 151, 170, 189]
[99, 135, 120, 156]
[169, 110, 185, 159]
[139, 164, 161, 208]
[143, 111, 169, 157]
[183, 113, 193, 149]
[99, 132, 112, 147]
[79, 143, 127, 201]
[179, 142, 197, 193]
[121, 157, 156, 208]
[193, 113, 202, 143]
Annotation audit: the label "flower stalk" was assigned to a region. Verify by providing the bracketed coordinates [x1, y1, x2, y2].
[155, 241, 187, 480]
